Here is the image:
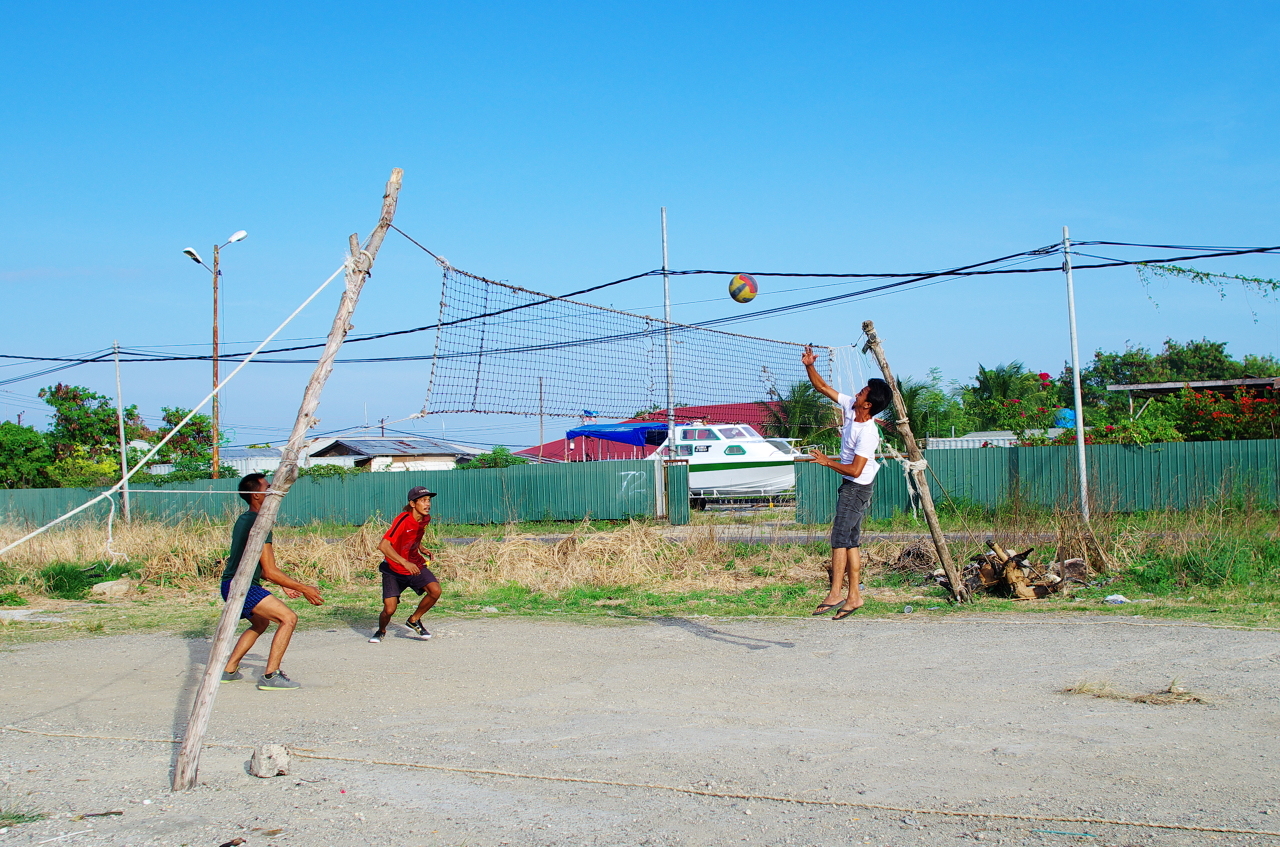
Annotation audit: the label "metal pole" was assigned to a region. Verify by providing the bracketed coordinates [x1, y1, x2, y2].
[113, 341, 131, 522]
[211, 244, 221, 479]
[537, 376, 544, 460]
[1062, 226, 1090, 520]
[661, 208, 675, 455]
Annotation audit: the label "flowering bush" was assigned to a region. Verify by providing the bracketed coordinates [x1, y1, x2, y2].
[1177, 388, 1279, 440]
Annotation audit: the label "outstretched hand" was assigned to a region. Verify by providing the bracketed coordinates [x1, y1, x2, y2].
[301, 585, 325, 606]
[801, 344, 817, 367]
[807, 447, 830, 467]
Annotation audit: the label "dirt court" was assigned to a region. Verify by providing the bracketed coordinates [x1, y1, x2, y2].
[2, 614, 1279, 846]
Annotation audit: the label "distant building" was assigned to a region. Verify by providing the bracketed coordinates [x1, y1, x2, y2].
[307, 437, 484, 471]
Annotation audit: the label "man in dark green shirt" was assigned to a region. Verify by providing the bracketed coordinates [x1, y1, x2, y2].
[221, 473, 324, 690]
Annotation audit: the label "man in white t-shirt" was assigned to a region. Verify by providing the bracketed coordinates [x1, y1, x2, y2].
[801, 345, 893, 620]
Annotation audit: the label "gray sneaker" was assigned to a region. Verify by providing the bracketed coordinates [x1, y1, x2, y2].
[221, 668, 244, 684]
[405, 617, 431, 639]
[256, 669, 301, 691]
[369, 630, 386, 643]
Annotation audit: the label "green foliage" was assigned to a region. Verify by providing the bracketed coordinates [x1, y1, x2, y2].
[892, 368, 975, 441]
[299, 463, 368, 479]
[152, 407, 217, 460]
[38, 383, 143, 460]
[960, 362, 1059, 431]
[758, 382, 838, 448]
[0, 801, 47, 827]
[1127, 537, 1280, 594]
[0, 421, 55, 488]
[1137, 263, 1280, 303]
[0, 591, 28, 606]
[458, 445, 529, 469]
[45, 448, 121, 488]
[36, 561, 131, 600]
[133, 455, 237, 485]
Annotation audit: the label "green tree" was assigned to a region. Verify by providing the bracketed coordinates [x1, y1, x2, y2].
[0, 422, 55, 488]
[757, 382, 838, 449]
[962, 362, 1057, 429]
[152, 407, 216, 460]
[38, 383, 143, 459]
[458, 446, 529, 469]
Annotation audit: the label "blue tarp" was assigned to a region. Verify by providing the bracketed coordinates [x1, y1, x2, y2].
[565, 422, 670, 447]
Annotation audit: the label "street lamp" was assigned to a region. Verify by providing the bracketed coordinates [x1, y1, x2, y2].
[182, 230, 248, 479]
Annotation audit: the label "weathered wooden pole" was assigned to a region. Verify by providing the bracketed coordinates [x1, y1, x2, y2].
[173, 168, 403, 790]
[861, 320, 970, 603]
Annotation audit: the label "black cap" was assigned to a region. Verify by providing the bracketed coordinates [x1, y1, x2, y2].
[407, 486, 437, 501]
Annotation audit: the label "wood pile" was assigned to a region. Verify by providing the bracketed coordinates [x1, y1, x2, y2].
[933, 539, 1090, 599]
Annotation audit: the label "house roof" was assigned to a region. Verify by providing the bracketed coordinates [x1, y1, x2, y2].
[310, 437, 483, 458]
[1106, 377, 1280, 394]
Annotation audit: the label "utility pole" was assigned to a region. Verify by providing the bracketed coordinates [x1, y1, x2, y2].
[862, 321, 969, 603]
[1062, 226, 1090, 520]
[113, 341, 131, 522]
[661, 208, 675, 459]
[211, 243, 221, 478]
[537, 376, 545, 460]
[173, 168, 403, 791]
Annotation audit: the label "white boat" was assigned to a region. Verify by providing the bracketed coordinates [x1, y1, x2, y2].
[565, 421, 798, 498]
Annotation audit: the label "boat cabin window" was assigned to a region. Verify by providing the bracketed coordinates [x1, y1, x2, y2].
[717, 427, 750, 439]
[681, 428, 720, 441]
[724, 445, 746, 455]
[661, 444, 693, 457]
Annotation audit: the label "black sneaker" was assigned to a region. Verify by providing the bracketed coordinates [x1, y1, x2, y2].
[369, 630, 386, 643]
[405, 617, 431, 639]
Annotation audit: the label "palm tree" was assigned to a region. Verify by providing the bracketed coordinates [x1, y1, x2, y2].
[758, 382, 838, 449]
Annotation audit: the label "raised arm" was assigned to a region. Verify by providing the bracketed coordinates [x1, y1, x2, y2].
[802, 345, 840, 403]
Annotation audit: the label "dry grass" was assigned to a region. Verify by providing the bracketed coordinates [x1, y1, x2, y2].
[435, 522, 828, 593]
[0, 518, 832, 598]
[1062, 679, 1210, 706]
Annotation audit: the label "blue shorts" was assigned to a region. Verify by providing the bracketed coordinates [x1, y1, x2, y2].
[220, 581, 274, 621]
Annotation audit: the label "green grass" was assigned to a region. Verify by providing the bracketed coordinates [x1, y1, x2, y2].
[0, 802, 47, 827]
[33, 561, 134, 600]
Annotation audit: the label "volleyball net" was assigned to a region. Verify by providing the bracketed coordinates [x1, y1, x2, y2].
[422, 266, 832, 419]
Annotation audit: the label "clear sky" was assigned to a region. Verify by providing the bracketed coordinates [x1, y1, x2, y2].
[2, 1, 1277, 450]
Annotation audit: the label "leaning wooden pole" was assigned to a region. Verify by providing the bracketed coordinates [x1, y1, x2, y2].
[173, 168, 403, 790]
[861, 320, 970, 603]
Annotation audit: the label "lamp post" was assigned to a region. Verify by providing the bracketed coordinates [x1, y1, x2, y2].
[182, 230, 247, 479]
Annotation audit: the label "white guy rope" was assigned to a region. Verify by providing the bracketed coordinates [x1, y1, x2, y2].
[0, 262, 349, 558]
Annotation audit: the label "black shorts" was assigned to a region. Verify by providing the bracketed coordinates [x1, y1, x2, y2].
[831, 480, 874, 549]
[379, 561, 439, 600]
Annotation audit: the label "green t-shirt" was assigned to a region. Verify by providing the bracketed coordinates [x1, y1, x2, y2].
[221, 510, 274, 585]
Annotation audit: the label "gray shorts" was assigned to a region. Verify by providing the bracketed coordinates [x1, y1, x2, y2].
[831, 480, 874, 548]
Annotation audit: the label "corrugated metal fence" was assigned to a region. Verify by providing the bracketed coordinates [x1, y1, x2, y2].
[796, 439, 1280, 524]
[0, 461, 663, 527]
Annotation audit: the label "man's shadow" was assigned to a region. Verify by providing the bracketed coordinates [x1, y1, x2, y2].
[647, 617, 795, 650]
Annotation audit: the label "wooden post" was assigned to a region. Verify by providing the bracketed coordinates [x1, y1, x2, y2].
[172, 168, 403, 791]
[861, 320, 970, 603]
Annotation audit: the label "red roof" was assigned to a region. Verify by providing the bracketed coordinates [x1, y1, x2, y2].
[515, 402, 780, 463]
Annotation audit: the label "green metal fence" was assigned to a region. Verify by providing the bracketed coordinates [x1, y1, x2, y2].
[0, 461, 663, 528]
[796, 439, 1280, 525]
[665, 463, 690, 526]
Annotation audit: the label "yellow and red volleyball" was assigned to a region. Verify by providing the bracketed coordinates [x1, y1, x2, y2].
[728, 273, 758, 303]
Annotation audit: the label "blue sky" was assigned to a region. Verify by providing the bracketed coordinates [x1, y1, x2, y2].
[2, 1, 1277, 449]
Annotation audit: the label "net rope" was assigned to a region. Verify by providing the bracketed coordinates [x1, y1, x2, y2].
[423, 266, 833, 419]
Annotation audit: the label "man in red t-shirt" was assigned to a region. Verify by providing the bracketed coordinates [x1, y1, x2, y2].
[370, 486, 441, 642]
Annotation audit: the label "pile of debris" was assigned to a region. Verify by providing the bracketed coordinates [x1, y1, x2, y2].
[935, 539, 1091, 599]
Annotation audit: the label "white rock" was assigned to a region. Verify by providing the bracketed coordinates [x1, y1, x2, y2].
[91, 579, 131, 597]
[250, 744, 291, 778]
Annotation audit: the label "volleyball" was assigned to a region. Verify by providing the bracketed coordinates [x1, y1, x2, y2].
[728, 273, 758, 303]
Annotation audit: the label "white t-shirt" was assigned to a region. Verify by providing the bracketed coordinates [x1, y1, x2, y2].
[837, 392, 880, 485]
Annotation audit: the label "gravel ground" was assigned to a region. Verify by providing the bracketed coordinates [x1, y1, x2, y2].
[2, 614, 1279, 846]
